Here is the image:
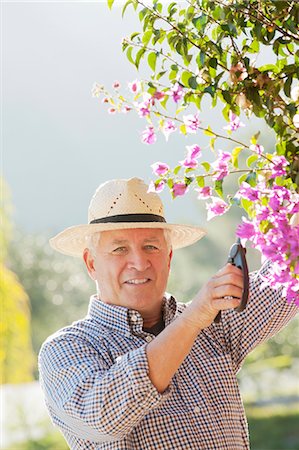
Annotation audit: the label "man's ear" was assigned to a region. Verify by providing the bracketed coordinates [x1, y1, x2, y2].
[83, 248, 96, 280]
[168, 249, 173, 269]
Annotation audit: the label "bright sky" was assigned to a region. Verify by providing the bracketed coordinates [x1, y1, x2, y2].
[3, 1, 274, 235]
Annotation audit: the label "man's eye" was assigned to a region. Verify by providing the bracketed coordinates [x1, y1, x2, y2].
[145, 245, 159, 251]
[112, 247, 127, 254]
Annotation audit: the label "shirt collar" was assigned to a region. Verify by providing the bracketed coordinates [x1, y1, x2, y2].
[87, 293, 179, 336]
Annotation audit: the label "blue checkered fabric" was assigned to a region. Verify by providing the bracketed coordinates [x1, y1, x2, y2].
[39, 262, 297, 449]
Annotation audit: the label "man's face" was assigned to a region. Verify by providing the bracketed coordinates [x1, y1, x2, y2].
[84, 228, 172, 321]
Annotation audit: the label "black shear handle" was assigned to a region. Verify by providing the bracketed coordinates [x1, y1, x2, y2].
[214, 238, 249, 323]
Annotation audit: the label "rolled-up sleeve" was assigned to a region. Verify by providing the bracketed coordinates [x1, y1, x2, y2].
[38, 336, 171, 443]
[220, 260, 298, 372]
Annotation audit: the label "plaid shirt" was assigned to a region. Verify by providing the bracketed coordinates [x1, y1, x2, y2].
[39, 262, 297, 449]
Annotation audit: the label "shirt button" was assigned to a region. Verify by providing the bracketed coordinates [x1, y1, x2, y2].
[131, 314, 138, 322]
[145, 335, 153, 343]
[194, 406, 201, 414]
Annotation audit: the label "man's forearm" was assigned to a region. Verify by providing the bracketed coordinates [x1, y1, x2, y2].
[146, 314, 201, 393]
[146, 263, 243, 393]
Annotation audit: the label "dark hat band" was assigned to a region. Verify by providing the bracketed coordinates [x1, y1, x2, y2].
[90, 213, 166, 224]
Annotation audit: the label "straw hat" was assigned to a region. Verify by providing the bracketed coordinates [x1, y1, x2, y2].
[49, 177, 206, 257]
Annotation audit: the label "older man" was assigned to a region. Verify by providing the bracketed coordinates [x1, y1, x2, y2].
[39, 177, 297, 450]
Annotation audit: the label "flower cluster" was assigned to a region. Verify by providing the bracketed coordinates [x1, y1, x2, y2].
[236, 182, 299, 303]
[94, 77, 298, 304]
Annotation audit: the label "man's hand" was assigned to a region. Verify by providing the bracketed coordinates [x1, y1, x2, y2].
[182, 264, 244, 330]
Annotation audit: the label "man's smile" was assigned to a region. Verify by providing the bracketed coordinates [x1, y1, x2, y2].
[124, 278, 151, 285]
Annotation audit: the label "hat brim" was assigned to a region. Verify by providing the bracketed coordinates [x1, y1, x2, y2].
[49, 222, 206, 257]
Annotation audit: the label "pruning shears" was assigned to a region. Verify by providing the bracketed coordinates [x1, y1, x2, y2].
[214, 238, 249, 323]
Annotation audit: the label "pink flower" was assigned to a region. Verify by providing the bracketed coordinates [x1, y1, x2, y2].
[237, 182, 260, 201]
[113, 81, 121, 89]
[237, 217, 256, 240]
[212, 151, 231, 180]
[183, 113, 201, 134]
[151, 162, 169, 176]
[206, 197, 229, 220]
[162, 120, 177, 141]
[224, 111, 245, 132]
[102, 97, 109, 104]
[135, 94, 151, 117]
[250, 144, 264, 155]
[148, 180, 165, 193]
[270, 155, 289, 178]
[187, 144, 201, 160]
[128, 79, 141, 94]
[180, 145, 202, 169]
[153, 91, 165, 100]
[196, 186, 212, 199]
[108, 108, 116, 114]
[168, 82, 184, 103]
[141, 126, 156, 145]
[172, 182, 188, 197]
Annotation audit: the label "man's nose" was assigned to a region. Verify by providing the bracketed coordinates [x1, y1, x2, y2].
[127, 250, 151, 271]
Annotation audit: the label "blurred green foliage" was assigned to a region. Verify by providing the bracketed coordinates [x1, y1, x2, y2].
[1, 179, 35, 383]
[7, 232, 94, 361]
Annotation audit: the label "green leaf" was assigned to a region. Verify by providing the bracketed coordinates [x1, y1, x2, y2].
[259, 64, 279, 73]
[238, 174, 247, 186]
[135, 48, 146, 70]
[130, 32, 140, 41]
[173, 165, 181, 175]
[159, 95, 169, 110]
[148, 52, 157, 71]
[214, 180, 223, 198]
[250, 131, 261, 145]
[204, 126, 216, 137]
[209, 138, 216, 151]
[107, 0, 115, 9]
[167, 178, 174, 189]
[188, 76, 198, 89]
[169, 70, 177, 80]
[126, 47, 134, 65]
[241, 198, 253, 215]
[180, 124, 187, 135]
[181, 71, 193, 87]
[156, 70, 166, 80]
[122, 0, 133, 16]
[201, 162, 211, 172]
[246, 154, 259, 167]
[196, 176, 205, 188]
[209, 57, 217, 69]
[245, 171, 257, 187]
[232, 147, 243, 168]
[284, 76, 292, 97]
[142, 29, 153, 45]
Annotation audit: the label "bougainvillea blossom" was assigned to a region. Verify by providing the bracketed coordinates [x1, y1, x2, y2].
[168, 82, 184, 103]
[172, 182, 188, 197]
[141, 126, 156, 145]
[151, 162, 170, 176]
[162, 120, 177, 141]
[148, 180, 165, 193]
[206, 197, 229, 220]
[128, 79, 141, 94]
[212, 151, 231, 180]
[196, 186, 212, 199]
[223, 111, 245, 132]
[183, 113, 201, 134]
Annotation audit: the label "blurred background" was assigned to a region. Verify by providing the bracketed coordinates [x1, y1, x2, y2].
[1, 1, 298, 449]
